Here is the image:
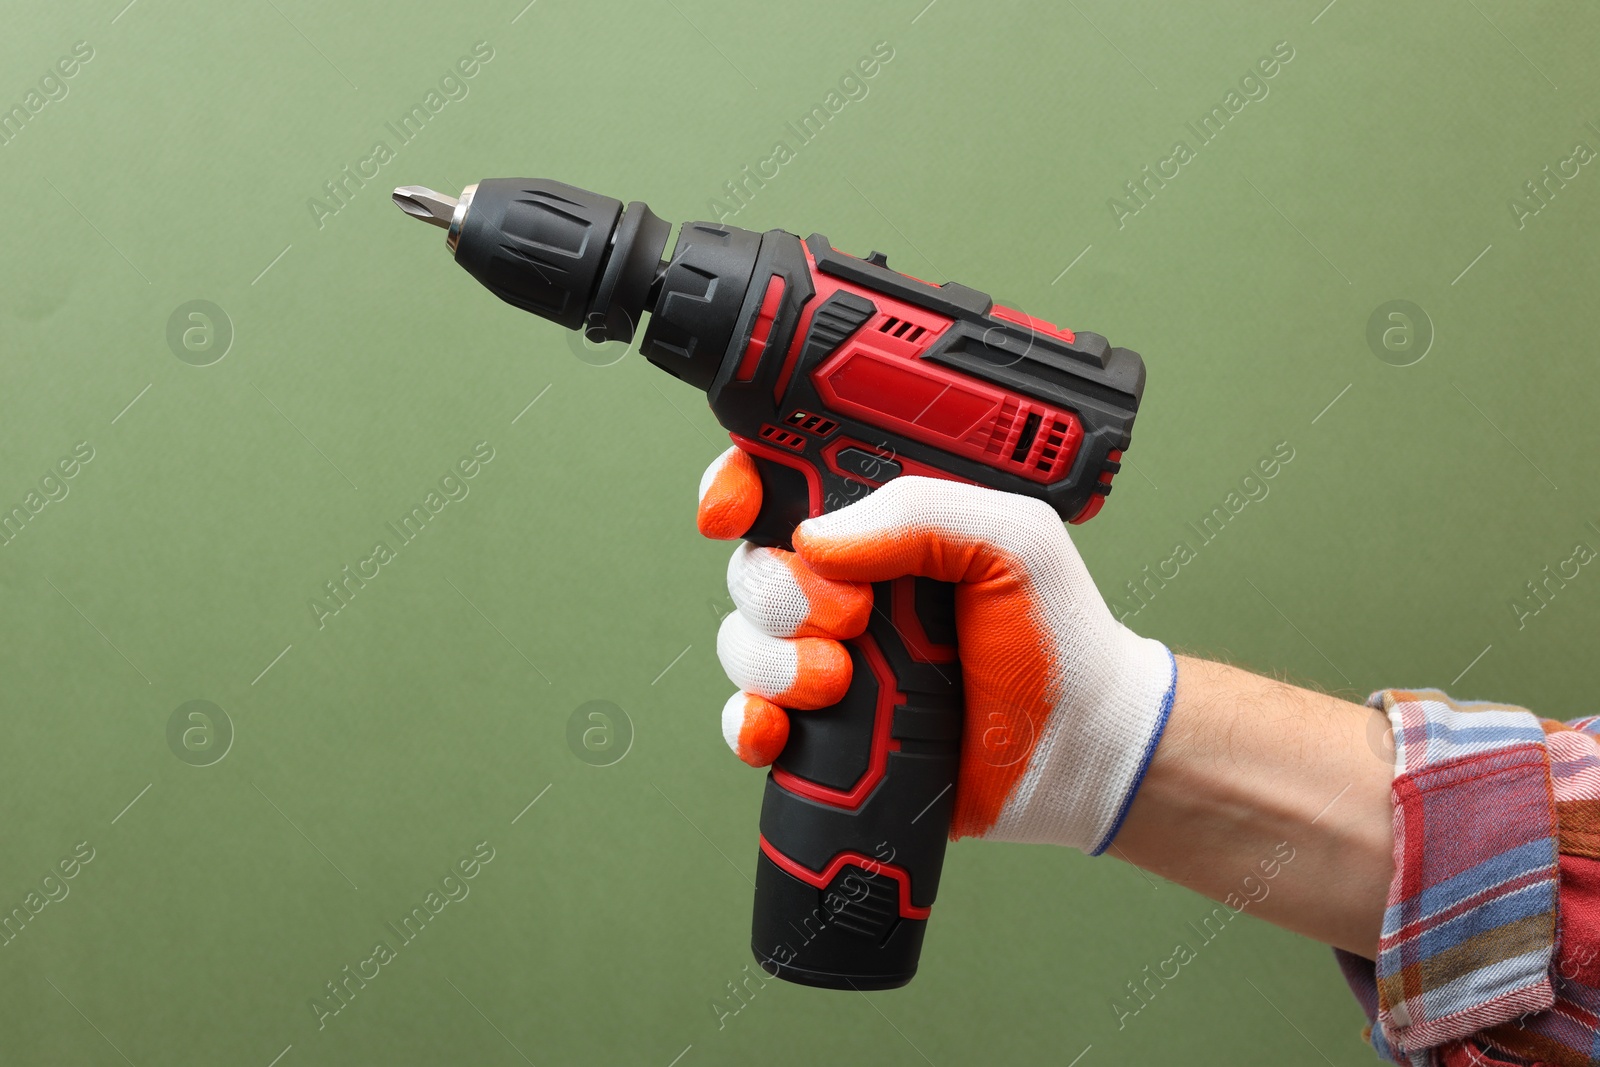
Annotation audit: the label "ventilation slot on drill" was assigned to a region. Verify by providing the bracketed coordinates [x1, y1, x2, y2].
[758, 424, 807, 452]
[984, 404, 1084, 482]
[1036, 420, 1071, 473]
[1009, 412, 1042, 463]
[785, 410, 839, 437]
[877, 316, 927, 343]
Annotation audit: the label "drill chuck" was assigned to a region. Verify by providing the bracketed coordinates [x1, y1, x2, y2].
[395, 179, 779, 390]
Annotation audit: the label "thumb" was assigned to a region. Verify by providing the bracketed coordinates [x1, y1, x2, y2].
[793, 476, 1062, 585]
[697, 445, 763, 540]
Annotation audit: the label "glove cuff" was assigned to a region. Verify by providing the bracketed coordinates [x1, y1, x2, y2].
[1084, 638, 1178, 855]
[986, 635, 1177, 853]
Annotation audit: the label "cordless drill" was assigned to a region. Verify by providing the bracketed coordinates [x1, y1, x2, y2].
[393, 179, 1145, 990]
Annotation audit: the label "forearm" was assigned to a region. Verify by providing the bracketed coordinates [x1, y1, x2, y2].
[1108, 655, 1393, 959]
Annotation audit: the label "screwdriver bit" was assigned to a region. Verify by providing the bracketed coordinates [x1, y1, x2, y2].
[391, 186, 458, 228]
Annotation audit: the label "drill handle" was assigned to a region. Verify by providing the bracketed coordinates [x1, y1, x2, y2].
[743, 453, 964, 990]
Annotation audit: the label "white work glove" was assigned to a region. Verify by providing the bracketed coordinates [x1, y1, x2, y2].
[698, 446, 1176, 853]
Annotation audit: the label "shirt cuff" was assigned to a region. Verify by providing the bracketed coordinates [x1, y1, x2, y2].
[1338, 689, 1559, 1061]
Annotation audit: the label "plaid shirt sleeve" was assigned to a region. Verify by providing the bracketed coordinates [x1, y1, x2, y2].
[1336, 689, 1600, 1066]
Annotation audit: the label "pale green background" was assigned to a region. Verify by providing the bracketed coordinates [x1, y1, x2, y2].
[1, 0, 1597, 1063]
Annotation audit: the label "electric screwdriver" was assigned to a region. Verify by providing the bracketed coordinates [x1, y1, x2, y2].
[393, 178, 1145, 990]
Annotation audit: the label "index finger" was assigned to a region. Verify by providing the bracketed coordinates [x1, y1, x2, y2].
[697, 445, 763, 540]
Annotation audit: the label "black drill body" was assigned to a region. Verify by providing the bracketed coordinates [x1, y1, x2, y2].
[398, 177, 1145, 989]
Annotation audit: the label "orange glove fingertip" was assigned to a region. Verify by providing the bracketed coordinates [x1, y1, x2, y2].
[790, 524, 904, 582]
[783, 552, 873, 638]
[722, 692, 789, 767]
[778, 638, 853, 709]
[697, 447, 763, 540]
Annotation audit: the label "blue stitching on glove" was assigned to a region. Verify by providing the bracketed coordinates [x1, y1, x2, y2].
[1089, 645, 1178, 857]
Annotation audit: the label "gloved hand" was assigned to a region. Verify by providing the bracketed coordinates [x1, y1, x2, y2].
[697, 445, 1177, 854]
